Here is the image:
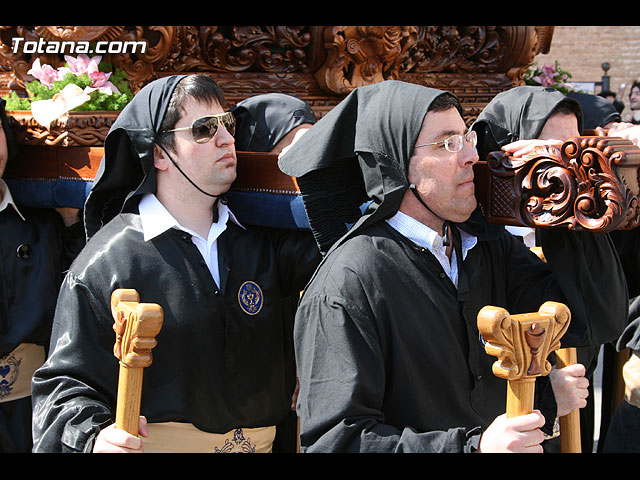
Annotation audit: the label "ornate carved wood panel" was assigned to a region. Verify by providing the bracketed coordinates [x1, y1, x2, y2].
[0, 25, 553, 126]
[474, 135, 640, 232]
[0, 26, 556, 214]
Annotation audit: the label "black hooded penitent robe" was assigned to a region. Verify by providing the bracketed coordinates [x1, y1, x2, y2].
[0, 98, 84, 453]
[31, 76, 320, 452]
[278, 81, 628, 452]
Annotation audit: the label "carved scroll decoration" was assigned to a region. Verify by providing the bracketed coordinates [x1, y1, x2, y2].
[481, 136, 640, 232]
[314, 26, 552, 95]
[315, 26, 419, 94]
[0, 26, 554, 151]
[7, 110, 118, 147]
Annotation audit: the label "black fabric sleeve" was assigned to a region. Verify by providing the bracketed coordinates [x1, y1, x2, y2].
[295, 293, 479, 453]
[538, 229, 628, 349]
[31, 273, 117, 453]
[271, 229, 321, 296]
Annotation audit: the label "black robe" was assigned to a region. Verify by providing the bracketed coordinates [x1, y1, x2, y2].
[278, 81, 627, 453]
[294, 221, 626, 452]
[31, 210, 319, 452]
[0, 97, 85, 452]
[0, 203, 83, 452]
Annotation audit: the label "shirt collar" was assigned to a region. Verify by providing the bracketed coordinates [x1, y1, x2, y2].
[386, 209, 477, 260]
[138, 193, 244, 242]
[0, 179, 26, 221]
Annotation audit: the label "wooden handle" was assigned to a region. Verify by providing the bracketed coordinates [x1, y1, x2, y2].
[111, 289, 163, 436]
[115, 366, 145, 435]
[507, 379, 536, 418]
[555, 347, 582, 453]
[478, 302, 571, 420]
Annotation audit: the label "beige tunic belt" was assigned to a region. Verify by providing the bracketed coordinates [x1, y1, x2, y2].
[0, 343, 45, 403]
[144, 423, 276, 453]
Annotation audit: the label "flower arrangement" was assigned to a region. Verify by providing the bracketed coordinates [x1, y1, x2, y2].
[523, 61, 574, 95]
[2, 54, 132, 126]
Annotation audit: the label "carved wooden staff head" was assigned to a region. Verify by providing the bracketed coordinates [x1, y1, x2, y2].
[111, 289, 163, 368]
[477, 301, 570, 383]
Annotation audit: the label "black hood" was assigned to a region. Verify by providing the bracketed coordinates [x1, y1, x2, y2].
[278, 80, 500, 255]
[567, 91, 620, 130]
[472, 85, 584, 161]
[84, 75, 187, 241]
[230, 93, 316, 152]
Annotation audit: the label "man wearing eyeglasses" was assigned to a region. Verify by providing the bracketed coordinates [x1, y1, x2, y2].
[31, 75, 321, 453]
[278, 81, 627, 453]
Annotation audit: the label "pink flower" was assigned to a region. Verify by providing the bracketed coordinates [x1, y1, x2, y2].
[62, 54, 102, 76]
[85, 60, 121, 95]
[27, 58, 59, 88]
[533, 74, 556, 87]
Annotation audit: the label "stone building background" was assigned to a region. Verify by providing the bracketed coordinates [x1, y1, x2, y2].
[534, 26, 640, 117]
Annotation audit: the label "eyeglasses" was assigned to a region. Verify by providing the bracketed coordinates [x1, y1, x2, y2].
[163, 112, 236, 143]
[415, 129, 477, 153]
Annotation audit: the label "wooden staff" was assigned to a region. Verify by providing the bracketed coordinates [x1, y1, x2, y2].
[111, 289, 163, 436]
[477, 302, 571, 418]
[555, 347, 582, 453]
[528, 245, 582, 452]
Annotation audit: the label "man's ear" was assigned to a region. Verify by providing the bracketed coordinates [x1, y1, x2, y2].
[153, 143, 170, 170]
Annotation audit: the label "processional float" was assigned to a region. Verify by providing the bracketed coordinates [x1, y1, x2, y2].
[3, 25, 627, 453]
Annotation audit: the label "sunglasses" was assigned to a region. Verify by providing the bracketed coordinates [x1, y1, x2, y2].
[415, 129, 477, 153]
[163, 112, 236, 143]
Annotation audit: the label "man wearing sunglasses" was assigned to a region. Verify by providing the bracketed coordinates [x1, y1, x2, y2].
[31, 74, 321, 453]
[278, 80, 627, 453]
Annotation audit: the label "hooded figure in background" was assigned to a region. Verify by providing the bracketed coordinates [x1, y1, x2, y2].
[224, 93, 317, 230]
[472, 86, 614, 453]
[567, 91, 621, 131]
[279, 80, 627, 452]
[0, 99, 83, 452]
[230, 92, 316, 154]
[472, 86, 584, 249]
[472, 85, 584, 162]
[228, 92, 318, 452]
[31, 75, 320, 453]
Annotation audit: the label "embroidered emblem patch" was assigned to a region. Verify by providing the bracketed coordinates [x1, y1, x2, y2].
[238, 281, 263, 315]
[0, 353, 21, 399]
[213, 428, 256, 453]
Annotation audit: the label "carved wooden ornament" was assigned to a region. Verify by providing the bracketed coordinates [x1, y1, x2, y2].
[476, 136, 640, 233]
[477, 301, 570, 417]
[111, 288, 163, 434]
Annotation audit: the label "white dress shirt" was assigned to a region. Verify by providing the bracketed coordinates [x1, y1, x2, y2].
[0, 179, 26, 220]
[138, 193, 243, 288]
[386, 210, 477, 288]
